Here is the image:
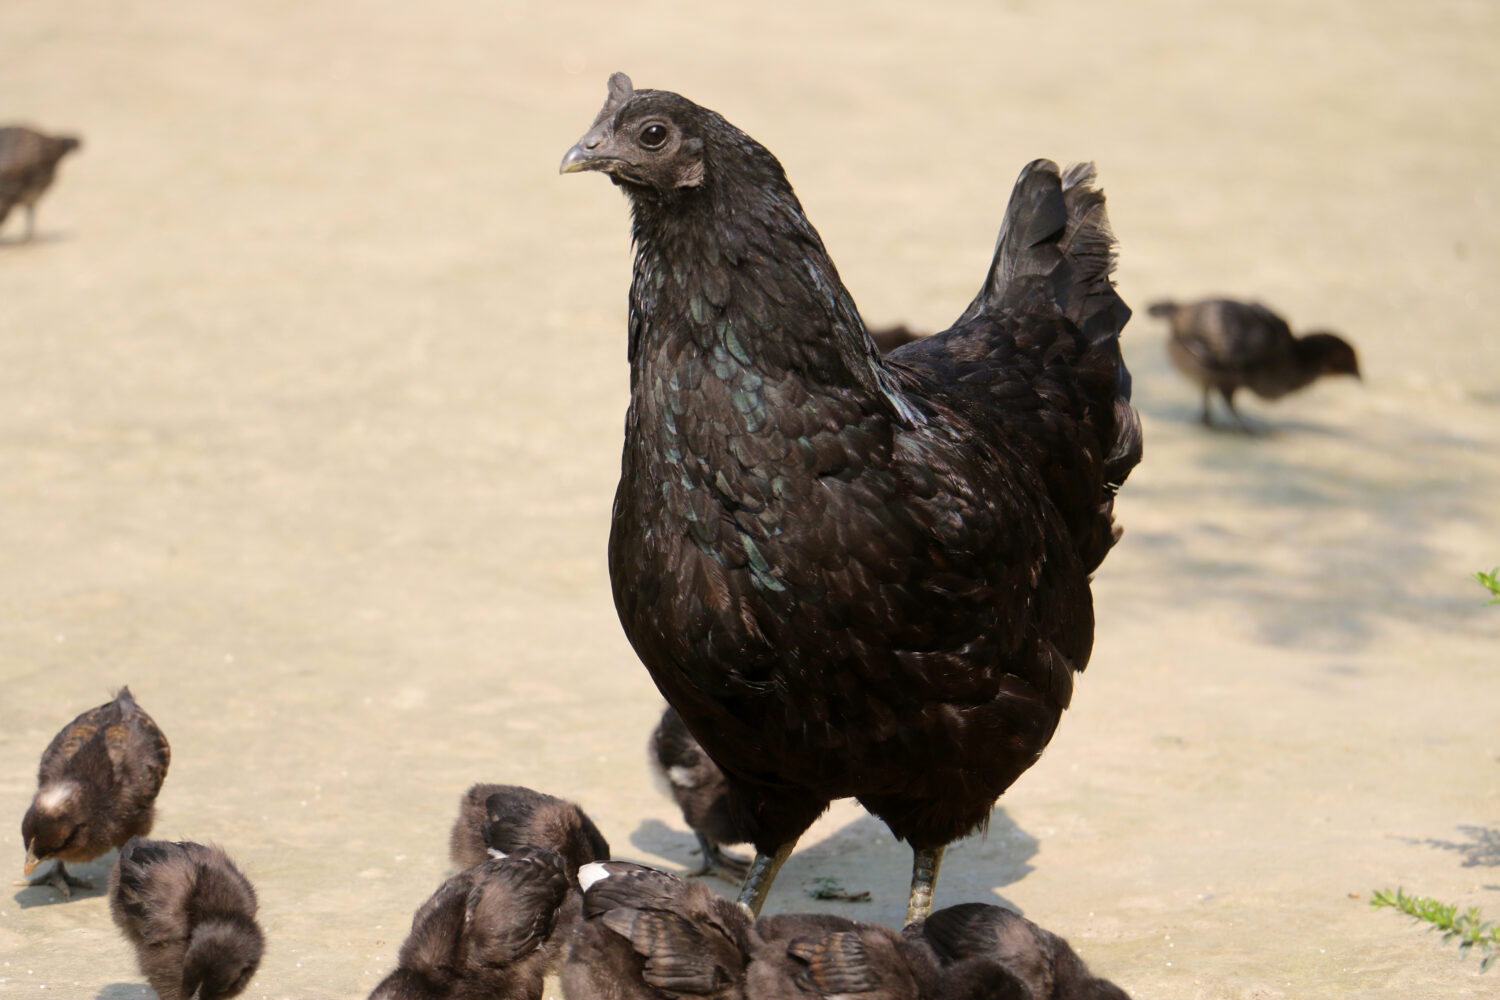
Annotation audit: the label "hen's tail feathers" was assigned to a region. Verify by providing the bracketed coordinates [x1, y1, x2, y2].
[965, 161, 1142, 559]
[961, 160, 1130, 348]
[972, 161, 1141, 489]
[1057, 162, 1132, 350]
[1058, 164, 1139, 499]
[961, 160, 1135, 409]
[1146, 300, 1178, 318]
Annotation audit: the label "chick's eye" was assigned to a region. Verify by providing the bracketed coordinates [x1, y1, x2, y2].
[639, 124, 668, 149]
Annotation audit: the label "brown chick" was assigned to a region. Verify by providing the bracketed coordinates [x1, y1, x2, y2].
[109, 837, 265, 1000]
[752, 912, 1028, 1000]
[866, 325, 926, 355]
[1150, 298, 1360, 430]
[648, 707, 751, 881]
[748, 913, 937, 1000]
[0, 125, 82, 242]
[448, 784, 610, 876]
[561, 860, 754, 1000]
[370, 848, 574, 1000]
[907, 902, 1131, 999]
[20, 686, 170, 896]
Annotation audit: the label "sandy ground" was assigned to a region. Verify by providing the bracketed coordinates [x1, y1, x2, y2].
[2, 1, 1497, 997]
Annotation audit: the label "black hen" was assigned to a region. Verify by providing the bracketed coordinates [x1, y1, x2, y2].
[109, 837, 265, 1000]
[20, 686, 171, 896]
[0, 125, 81, 242]
[371, 848, 574, 1000]
[908, 902, 1131, 999]
[649, 706, 750, 881]
[449, 783, 610, 875]
[562, 74, 1139, 922]
[1149, 298, 1359, 430]
[561, 860, 754, 1000]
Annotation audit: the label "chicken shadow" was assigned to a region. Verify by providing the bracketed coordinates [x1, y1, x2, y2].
[1114, 333, 1496, 651]
[1148, 398, 1350, 439]
[0, 230, 72, 247]
[94, 986, 152, 1000]
[1401, 825, 1500, 869]
[11, 854, 113, 909]
[1393, 824, 1500, 893]
[629, 803, 1037, 928]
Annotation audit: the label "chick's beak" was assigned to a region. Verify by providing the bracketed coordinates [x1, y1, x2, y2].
[23, 843, 41, 875]
[560, 124, 616, 175]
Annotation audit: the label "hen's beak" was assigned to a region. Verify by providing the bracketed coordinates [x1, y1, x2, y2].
[560, 125, 616, 175]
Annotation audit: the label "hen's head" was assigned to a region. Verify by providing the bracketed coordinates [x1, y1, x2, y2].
[560, 73, 710, 194]
[561, 72, 792, 209]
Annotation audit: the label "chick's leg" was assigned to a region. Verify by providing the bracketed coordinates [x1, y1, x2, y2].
[15, 860, 93, 897]
[905, 845, 946, 926]
[735, 839, 797, 916]
[693, 832, 751, 882]
[1220, 388, 1256, 433]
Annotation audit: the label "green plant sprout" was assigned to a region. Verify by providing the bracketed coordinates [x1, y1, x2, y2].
[1475, 568, 1500, 604]
[1371, 888, 1498, 972]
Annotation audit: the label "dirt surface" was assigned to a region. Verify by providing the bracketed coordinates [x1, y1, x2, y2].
[2, 2, 1497, 997]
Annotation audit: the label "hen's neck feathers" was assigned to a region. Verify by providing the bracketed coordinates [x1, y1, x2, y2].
[621, 119, 914, 424]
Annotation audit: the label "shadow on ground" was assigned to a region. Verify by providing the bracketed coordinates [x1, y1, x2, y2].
[628, 804, 1037, 926]
[12, 855, 113, 909]
[95, 986, 152, 1000]
[1116, 338, 1495, 651]
[1405, 825, 1500, 869]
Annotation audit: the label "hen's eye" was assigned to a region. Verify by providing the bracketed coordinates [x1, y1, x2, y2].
[639, 124, 668, 149]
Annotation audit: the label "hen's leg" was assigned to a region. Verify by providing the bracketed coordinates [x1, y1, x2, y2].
[905, 845, 946, 926]
[735, 840, 797, 916]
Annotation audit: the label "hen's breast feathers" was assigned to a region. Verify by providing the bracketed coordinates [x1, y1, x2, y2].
[613, 322, 1092, 754]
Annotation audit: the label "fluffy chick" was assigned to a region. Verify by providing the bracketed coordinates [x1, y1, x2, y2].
[20, 686, 170, 896]
[0, 125, 81, 241]
[908, 902, 1131, 999]
[449, 784, 610, 876]
[370, 848, 573, 1000]
[649, 707, 750, 881]
[748, 913, 935, 1000]
[109, 837, 265, 1000]
[1150, 298, 1359, 430]
[752, 912, 1027, 1000]
[561, 860, 753, 1000]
